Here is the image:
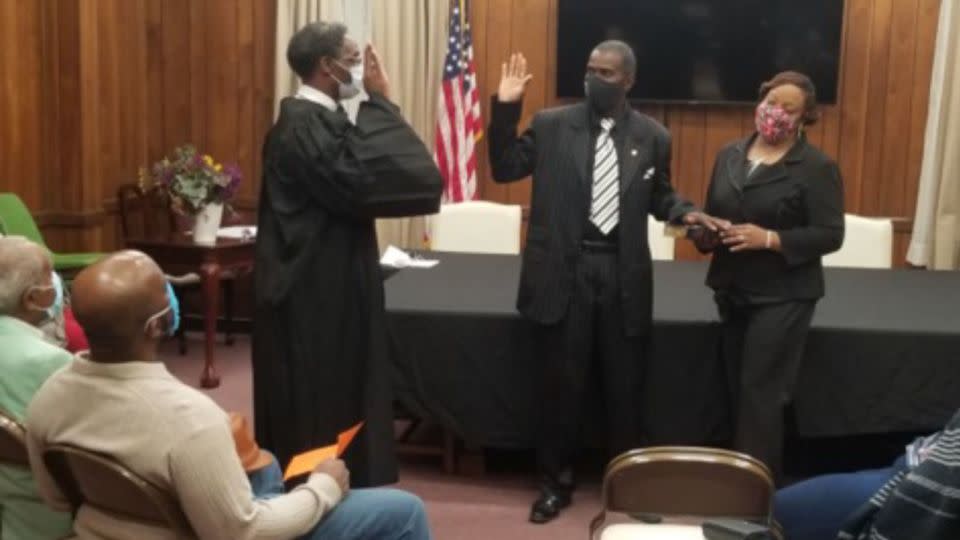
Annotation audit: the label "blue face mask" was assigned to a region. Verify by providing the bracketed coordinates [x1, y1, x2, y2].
[145, 282, 181, 337]
[48, 272, 64, 320]
[166, 282, 181, 336]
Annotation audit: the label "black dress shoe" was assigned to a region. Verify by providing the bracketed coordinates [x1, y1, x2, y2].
[529, 491, 572, 524]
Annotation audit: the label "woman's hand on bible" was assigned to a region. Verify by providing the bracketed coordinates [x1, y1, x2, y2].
[363, 44, 391, 99]
[721, 223, 780, 252]
[682, 212, 731, 232]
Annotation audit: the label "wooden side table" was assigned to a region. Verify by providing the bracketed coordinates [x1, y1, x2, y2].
[126, 236, 255, 388]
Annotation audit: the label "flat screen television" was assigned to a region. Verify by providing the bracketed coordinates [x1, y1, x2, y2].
[556, 0, 844, 104]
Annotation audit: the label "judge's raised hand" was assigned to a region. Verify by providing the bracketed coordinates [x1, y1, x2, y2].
[363, 43, 390, 99]
[498, 53, 533, 103]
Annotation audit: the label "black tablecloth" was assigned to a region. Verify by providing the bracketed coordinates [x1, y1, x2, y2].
[386, 252, 960, 448]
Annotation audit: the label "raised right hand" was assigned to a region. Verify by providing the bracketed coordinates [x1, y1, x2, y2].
[313, 458, 350, 494]
[362, 43, 390, 99]
[498, 53, 533, 103]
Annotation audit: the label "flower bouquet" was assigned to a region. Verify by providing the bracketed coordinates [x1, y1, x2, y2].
[140, 145, 242, 244]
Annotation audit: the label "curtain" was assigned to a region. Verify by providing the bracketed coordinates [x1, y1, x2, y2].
[371, 0, 449, 251]
[907, 0, 960, 269]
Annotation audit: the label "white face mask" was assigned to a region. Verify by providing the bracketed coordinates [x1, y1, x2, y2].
[27, 272, 63, 320]
[333, 61, 363, 100]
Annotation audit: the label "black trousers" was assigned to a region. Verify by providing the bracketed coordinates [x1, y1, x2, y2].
[716, 293, 816, 482]
[536, 251, 646, 493]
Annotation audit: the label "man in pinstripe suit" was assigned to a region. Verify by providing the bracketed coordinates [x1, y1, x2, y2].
[488, 41, 727, 523]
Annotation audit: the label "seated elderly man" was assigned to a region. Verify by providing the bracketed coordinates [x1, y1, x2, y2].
[776, 415, 960, 540]
[0, 236, 73, 540]
[0, 231, 85, 352]
[25, 250, 432, 540]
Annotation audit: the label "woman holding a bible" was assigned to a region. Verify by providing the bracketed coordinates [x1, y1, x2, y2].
[693, 70, 845, 484]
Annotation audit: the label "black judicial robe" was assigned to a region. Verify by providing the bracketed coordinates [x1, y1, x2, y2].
[253, 93, 442, 486]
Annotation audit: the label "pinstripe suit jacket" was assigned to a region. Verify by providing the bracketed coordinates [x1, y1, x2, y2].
[488, 99, 694, 336]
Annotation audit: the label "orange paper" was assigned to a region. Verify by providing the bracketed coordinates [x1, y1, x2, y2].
[336, 422, 362, 453]
[283, 422, 363, 480]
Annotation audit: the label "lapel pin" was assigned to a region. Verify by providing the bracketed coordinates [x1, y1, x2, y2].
[631, 149, 638, 157]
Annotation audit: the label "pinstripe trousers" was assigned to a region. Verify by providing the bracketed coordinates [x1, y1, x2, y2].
[535, 250, 647, 491]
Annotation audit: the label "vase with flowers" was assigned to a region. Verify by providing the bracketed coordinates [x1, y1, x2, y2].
[140, 145, 243, 245]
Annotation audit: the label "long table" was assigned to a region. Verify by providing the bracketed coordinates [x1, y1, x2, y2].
[386, 252, 960, 448]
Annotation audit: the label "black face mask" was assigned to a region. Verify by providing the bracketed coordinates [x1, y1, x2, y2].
[584, 75, 626, 116]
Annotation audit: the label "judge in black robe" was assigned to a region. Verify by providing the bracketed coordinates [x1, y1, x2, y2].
[253, 22, 442, 487]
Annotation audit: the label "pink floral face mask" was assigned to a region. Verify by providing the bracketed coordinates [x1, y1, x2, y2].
[755, 102, 798, 145]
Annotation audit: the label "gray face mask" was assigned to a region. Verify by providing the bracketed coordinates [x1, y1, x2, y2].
[333, 61, 363, 100]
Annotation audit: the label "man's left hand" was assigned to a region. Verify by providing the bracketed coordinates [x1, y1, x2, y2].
[682, 212, 731, 232]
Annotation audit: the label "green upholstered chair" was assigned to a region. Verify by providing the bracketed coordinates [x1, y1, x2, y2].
[0, 193, 103, 273]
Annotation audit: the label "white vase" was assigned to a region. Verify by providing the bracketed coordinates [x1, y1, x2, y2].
[193, 202, 224, 245]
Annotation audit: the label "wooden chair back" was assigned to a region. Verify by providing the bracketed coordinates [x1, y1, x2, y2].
[43, 444, 193, 536]
[116, 183, 180, 240]
[591, 447, 776, 538]
[0, 409, 29, 467]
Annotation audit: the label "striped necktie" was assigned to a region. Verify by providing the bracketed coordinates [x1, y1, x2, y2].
[590, 118, 619, 234]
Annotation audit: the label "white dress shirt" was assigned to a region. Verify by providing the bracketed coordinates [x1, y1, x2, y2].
[294, 85, 337, 112]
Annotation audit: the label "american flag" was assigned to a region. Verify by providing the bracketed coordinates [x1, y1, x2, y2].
[434, 0, 482, 203]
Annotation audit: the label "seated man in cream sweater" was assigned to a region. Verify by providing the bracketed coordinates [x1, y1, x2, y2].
[25, 250, 431, 540]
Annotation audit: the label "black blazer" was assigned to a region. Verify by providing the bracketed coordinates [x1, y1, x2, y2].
[488, 99, 693, 336]
[704, 134, 845, 301]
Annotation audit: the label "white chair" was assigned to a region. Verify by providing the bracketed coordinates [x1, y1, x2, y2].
[648, 215, 675, 260]
[430, 201, 522, 255]
[822, 214, 893, 269]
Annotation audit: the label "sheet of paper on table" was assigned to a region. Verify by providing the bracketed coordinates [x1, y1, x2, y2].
[284, 422, 364, 480]
[380, 245, 439, 269]
[217, 226, 257, 240]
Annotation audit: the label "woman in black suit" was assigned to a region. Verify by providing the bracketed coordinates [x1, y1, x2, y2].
[695, 71, 845, 481]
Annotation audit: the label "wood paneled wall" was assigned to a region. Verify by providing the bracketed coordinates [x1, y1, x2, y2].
[0, 0, 275, 251]
[471, 0, 941, 265]
[0, 0, 46, 222]
[1, 0, 942, 266]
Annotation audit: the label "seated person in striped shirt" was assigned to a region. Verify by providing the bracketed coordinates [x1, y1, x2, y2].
[775, 417, 960, 540]
[25, 250, 432, 540]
